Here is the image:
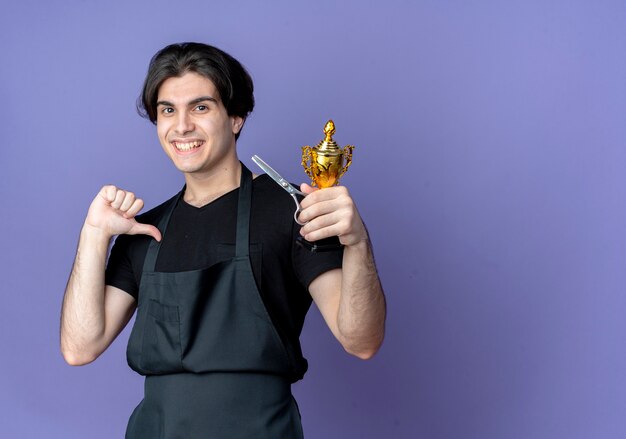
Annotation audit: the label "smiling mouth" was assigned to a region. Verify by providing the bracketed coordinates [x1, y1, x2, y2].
[172, 140, 204, 152]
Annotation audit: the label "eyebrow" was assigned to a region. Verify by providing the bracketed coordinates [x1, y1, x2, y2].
[156, 96, 218, 107]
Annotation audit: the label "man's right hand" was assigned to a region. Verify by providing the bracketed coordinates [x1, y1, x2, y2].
[84, 185, 161, 241]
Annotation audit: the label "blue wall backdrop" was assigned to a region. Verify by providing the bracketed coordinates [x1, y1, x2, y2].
[1, 0, 625, 437]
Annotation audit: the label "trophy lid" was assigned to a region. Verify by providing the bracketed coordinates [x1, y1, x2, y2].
[315, 120, 340, 153]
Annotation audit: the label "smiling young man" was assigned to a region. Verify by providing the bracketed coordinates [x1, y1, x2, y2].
[60, 42, 386, 438]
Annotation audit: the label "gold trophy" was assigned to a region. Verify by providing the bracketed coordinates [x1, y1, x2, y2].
[298, 120, 355, 251]
[301, 120, 354, 188]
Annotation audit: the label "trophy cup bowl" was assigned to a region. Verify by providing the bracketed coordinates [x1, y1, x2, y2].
[301, 120, 354, 189]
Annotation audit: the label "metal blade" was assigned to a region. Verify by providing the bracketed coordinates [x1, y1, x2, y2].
[251, 155, 305, 196]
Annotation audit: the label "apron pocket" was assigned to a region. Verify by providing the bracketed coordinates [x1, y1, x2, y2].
[140, 299, 183, 373]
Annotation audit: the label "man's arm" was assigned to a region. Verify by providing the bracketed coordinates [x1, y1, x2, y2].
[60, 186, 161, 366]
[298, 184, 386, 360]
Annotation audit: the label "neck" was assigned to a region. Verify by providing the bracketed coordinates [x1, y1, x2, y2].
[183, 156, 242, 208]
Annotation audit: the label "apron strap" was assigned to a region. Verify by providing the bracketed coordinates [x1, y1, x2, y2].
[142, 163, 252, 272]
[141, 189, 183, 273]
[236, 164, 252, 258]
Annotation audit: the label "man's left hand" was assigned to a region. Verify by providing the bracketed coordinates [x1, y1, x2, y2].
[298, 183, 368, 246]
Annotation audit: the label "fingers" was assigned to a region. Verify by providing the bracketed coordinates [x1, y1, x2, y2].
[299, 185, 348, 209]
[119, 192, 136, 211]
[111, 189, 126, 209]
[299, 183, 318, 195]
[111, 190, 137, 211]
[114, 191, 146, 220]
[299, 205, 354, 239]
[125, 198, 144, 218]
[298, 186, 349, 221]
[99, 185, 118, 203]
[298, 198, 340, 224]
[298, 186, 368, 246]
[299, 212, 344, 242]
[99, 186, 143, 217]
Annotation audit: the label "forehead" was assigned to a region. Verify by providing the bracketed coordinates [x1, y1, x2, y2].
[157, 72, 220, 103]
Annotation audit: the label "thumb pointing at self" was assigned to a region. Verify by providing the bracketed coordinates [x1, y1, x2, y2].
[129, 222, 162, 242]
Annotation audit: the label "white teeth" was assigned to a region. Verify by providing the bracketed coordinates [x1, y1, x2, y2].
[174, 141, 202, 151]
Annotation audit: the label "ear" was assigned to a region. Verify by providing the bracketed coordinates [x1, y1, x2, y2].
[231, 116, 244, 135]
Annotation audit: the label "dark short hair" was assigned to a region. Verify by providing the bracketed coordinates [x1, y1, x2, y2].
[138, 42, 255, 140]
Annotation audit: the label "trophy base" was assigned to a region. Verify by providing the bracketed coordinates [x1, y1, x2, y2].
[296, 236, 343, 252]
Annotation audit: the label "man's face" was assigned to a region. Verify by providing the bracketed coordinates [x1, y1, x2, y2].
[156, 72, 243, 176]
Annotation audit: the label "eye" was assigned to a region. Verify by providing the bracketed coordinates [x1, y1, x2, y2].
[195, 105, 208, 112]
[161, 107, 174, 115]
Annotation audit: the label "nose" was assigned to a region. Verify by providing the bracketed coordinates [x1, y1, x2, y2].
[174, 110, 194, 135]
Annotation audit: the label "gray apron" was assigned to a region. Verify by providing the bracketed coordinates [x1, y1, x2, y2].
[125, 165, 304, 438]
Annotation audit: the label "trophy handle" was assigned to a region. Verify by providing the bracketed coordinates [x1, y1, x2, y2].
[338, 144, 355, 181]
[301, 145, 316, 185]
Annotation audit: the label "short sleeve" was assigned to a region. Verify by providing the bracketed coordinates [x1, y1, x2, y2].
[291, 224, 344, 290]
[105, 234, 139, 300]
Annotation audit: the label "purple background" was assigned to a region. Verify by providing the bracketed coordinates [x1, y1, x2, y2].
[1, 0, 625, 437]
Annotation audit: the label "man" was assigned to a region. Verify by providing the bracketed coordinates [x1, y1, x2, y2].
[60, 42, 386, 438]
